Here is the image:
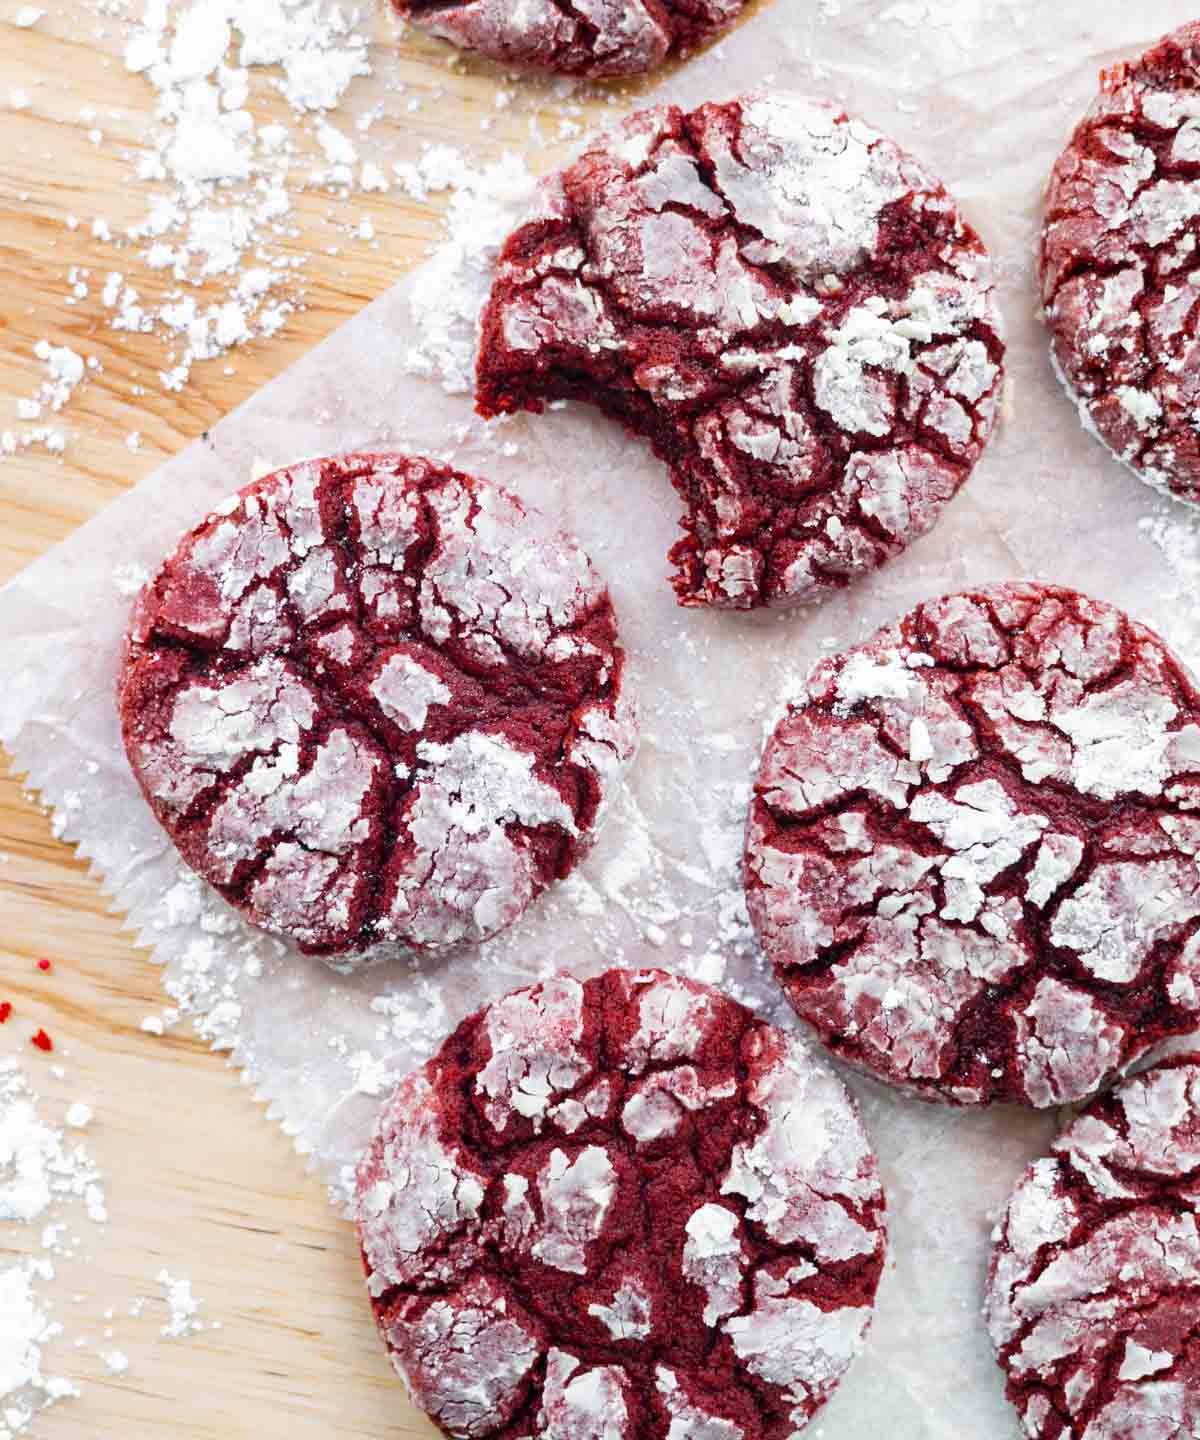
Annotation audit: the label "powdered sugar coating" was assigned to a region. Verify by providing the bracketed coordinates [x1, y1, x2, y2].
[478, 93, 1004, 610]
[745, 581, 1200, 1107]
[1042, 22, 1200, 505]
[355, 969, 886, 1438]
[986, 1056, 1200, 1438]
[390, 0, 746, 79]
[119, 452, 636, 967]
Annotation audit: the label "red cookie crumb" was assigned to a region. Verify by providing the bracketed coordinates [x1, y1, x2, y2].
[391, 0, 747, 78]
[37, 960, 50, 972]
[31, 1029, 52, 1052]
[745, 581, 1200, 1107]
[355, 968, 886, 1439]
[986, 1055, 1200, 1438]
[119, 453, 637, 970]
[1042, 22, 1200, 505]
[0, 1003, 12, 1024]
[477, 92, 1005, 611]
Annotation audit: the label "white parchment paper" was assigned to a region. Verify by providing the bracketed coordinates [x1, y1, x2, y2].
[4, 3, 1200, 1435]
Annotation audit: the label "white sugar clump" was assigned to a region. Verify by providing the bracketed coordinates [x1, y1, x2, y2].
[835, 649, 917, 708]
[531, 1146, 618, 1275]
[0, 1262, 79, 1437]
[156, 1269, 204, 1339]
[537, 1351, 631, 1438]
[682, 1203, 746, 1326]
[587, 1277, 653, 1341]
[618, 971, 722, 1073]
[0, 1062, 101, 1225]
[476, 976, 591, 1132]
[101, 1349, 130, 1376]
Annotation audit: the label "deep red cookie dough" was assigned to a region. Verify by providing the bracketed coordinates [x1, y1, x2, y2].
[391, 0, 746, 79]
[119, 452, 636, 969]
[986, 1055, 1200, 1439]
[355, 968, 886, 1439]
[477, 93, 1005, 611]
[745, 581, 1200, 1107]
[1042, 22, 1200, 505]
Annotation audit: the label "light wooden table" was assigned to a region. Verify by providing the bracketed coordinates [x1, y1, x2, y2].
[0, 5, 768, 1434]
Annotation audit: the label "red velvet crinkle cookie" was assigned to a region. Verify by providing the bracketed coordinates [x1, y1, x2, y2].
[477, 93, 1005, 611]
[745, 581, 1200, 1107]
[986, 1055, 1200, 1439]
[391, 0, 747, 78]
[119, 453, 636, 968]
[1042, 22, 1200, 505]
[355, 968, 886, 1439]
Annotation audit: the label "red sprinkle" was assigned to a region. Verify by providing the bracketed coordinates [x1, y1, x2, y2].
[31, 1029, 53, 1052]
[37, 960, 50, 972]
[0, 1003, 11, 1024]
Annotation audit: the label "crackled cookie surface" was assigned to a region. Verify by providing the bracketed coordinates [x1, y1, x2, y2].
[477, 93, 1004, 610]
[1042, 22, 1200, 505]
[355, 968, 886, 1439]
[745, 581, 1200, 1107]
[391, 0, 746, 78]
[986, 1056, 1200, 1438]
[119, 452, 635, 967]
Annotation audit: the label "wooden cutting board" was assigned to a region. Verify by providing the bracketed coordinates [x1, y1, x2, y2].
[0, 6, 776, 1433]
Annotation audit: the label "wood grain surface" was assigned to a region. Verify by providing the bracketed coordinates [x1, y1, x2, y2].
[0, 5, 766, 1434]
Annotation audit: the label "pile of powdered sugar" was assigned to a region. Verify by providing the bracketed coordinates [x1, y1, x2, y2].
[0, 1261, 76, 1440]
[107, 0, 373, 394]
[0, 1063, 102, 1227]
[0, 1058, 101, 1435]
[2, 0, 562, 459]
[0, 1054, 208, 1434]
